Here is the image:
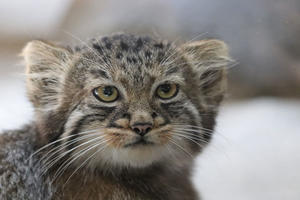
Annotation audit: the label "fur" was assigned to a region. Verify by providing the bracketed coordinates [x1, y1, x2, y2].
[0, 33, 231, 199]
[0, 126, 53, 200]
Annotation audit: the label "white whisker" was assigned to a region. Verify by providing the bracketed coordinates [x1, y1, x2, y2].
[63, 139, 112, 186]
[172, 132, 207, 146]
[172, 131, 208, 144]
[167, 136, 193, 158]
[40, 133, 103, 169]
[63, 31, 111, 70]
[42, 135, 106, 176]
[28, 129, 103, 160]
[51, 137, 109, 182]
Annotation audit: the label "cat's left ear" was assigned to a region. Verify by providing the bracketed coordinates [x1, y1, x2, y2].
[181, 39, 231, 106]
[22, 40, 73, 109]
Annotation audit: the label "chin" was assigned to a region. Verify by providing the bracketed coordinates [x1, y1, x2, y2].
[87, 144, 169, 169]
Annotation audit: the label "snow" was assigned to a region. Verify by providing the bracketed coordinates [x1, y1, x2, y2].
[195, 99, 300, 200]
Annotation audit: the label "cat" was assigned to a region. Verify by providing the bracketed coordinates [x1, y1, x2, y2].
[0, 33, 230, 200]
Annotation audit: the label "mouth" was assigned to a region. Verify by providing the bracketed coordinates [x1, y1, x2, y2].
[124, 138, 154, 148]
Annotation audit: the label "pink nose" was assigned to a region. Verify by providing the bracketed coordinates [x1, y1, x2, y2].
[131, 123, 153, 136]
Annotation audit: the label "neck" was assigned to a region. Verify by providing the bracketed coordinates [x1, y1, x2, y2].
[50, 160, 197, 200]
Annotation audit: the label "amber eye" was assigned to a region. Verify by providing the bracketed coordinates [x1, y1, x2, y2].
[93, 86, 119, 102]
[156, 83, 178, 100]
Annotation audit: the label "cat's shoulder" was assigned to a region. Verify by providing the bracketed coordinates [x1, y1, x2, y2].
[0, 125, 54, 200]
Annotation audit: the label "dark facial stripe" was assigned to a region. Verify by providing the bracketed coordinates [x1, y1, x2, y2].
[160, 100, 185, 118]
[200, 111, 216, 141]
[47, 100, 83, 144]
[87, 104, 116, 113]
[66, 113, 107, 151]
[63, 104, 116, 151]
[107, 106, 130, 128]
[152, 107, 170, 125]
[182, 107, 208, 152]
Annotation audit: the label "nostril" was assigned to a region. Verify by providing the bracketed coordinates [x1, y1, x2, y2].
[133, 128, 141, 134]
[145, 127, 152, 133]
[131, 123, 153, 136]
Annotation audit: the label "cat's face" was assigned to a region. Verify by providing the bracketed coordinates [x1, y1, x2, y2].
[23, 34, 230, 169]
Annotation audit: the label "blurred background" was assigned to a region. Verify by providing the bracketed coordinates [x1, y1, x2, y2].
[0, 0, 299, 199]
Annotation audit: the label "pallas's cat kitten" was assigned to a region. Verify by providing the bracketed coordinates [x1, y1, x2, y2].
[0, 33, 230, 200]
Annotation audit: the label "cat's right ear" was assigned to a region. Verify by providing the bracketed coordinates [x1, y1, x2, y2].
[181, 40, 231, 107]
[22, 40, 73, 109]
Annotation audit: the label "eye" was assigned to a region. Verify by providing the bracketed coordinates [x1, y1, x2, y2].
[156, 83, 178, 100]
[93, 86, 119, 102]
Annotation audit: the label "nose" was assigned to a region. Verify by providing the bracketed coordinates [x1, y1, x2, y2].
[131, 123, 153, 136]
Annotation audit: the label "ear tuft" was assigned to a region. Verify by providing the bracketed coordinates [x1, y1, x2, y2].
[182, 39, 230, 65]
[22, 40, 72, 74]
[22, 40, 72, 110]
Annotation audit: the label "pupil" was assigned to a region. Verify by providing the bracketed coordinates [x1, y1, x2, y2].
[160, 84, 171, 93]
[103, 86, 113, 96]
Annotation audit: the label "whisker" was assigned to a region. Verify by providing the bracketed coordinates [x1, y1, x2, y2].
[165, 144, 173, 157]
[172, 126, 214, 137]
[173, 127, 212, 135]
[167, 136, 193, 158]
[160, 32, 208, 67]
[63, 139, 112, 186]
[79, 57, 108, 71]
[172, 130, 230, 154]
[51, 137, 109, 182]
[63, 31, 111, 70]
[42, 135, 106, 176]
[172, 131, 209, 144]
[28, 129, 103, 160]
[172, 131, 210, 145]
[92, 36, 116, 70]
[173, 123, 214, 131]
[172, 123, 222, 135]
[172, 132, 208, 147]
[186, 32, 209, 43]
[172, 124, 230, 143]
[159, 39, 183, 67]
[52, 138, 110, 183]
[40, 133, 104, 171]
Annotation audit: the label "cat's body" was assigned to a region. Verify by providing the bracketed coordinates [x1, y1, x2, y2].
[0, 126, 53, 200]
[53, 160, 196, 200]
[0, 125, 196, 200]
[0, 33, 230, 200]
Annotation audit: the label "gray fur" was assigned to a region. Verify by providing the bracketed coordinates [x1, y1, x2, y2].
[0, 126, 53, 200]
[0, 33, 231, 199]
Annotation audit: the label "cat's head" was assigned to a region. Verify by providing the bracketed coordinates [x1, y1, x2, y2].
[23, 34, 230, 169]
